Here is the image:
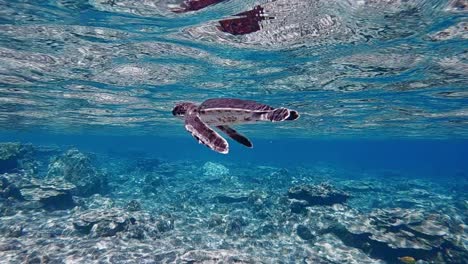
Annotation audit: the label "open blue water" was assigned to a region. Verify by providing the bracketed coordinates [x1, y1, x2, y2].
[0, 0, 467, 263]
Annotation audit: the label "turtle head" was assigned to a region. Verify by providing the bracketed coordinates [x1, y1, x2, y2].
[172, 102, 197, 117]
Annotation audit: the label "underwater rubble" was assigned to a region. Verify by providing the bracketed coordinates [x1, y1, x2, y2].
[0, 142, 467, 263]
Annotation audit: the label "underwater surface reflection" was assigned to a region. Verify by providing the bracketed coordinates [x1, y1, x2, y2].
[0, 0, 466, 138]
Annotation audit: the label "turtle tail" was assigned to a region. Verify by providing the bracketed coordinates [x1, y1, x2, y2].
[268, 108, 299, 122]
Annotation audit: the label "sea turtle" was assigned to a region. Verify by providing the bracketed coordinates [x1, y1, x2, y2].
[172, 98, 299, 154]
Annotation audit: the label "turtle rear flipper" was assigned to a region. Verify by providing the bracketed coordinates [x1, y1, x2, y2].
[185, 113, 229, 154]
[267, 108, 299, 122]
[217, 125, 253, 148]
[286, 110, 299, 120]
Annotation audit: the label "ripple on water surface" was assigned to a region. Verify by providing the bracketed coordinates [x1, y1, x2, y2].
[0, 0, 466, 137]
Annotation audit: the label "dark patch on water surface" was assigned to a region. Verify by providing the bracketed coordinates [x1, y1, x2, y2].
[171, 0, 227, 13]
[217, 5, 274, 35]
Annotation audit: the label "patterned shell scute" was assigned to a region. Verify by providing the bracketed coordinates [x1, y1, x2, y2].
[199, 98, 274, 112]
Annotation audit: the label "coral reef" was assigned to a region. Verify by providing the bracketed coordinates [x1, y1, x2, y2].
[203, 161, 229, 177]
[288, 183, 350, 213]
[179, 249, 254, 263]
[0, 142, 37, 175]
[0, 176, 23, 201]
[47, 149, 107, 196]
[328, 208, 466, 263]
[1, 173, 75, 210]
[73, 207, 174, 239]
[0, 142, 466, 263]
[20, 177, 76, 210]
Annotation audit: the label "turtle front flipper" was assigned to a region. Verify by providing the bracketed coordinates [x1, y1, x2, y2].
[185, 113, 229, 154]
[217, 125, 253, 148]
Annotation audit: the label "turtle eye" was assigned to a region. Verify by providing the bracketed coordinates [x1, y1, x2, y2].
[172, 107, 179, 116]
[172, 106, 185, 116]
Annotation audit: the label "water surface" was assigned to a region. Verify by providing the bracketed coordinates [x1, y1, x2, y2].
[0, 1, 467, 263]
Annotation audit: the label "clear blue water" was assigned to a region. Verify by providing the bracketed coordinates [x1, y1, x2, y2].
[0, 0, 467, 263]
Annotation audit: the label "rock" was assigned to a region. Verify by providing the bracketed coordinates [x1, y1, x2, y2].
[429, 22, 468, 41]
[0, 143, 22, 173]
[24, 251, 50, 264]
[329, 208, 466, 263]
[47, 149, 107, 196]
[136, 157, 161, 172]
[125, 200, 142, 212]
[203, 162, 229, 177]
[0, 239, 24, 252]
[446, 0, 468, 12]
[0, 198, 18, 217]
[207, 214, 224, 228]
[19, 177, 76, 210]
[155, 163, 177, 177]
[341, 180, 380, 193]
[0, 142, 37, 175]
[155, 215, 174, 233]
[0, 172, 34, 189]
[225, 215, 248, 235]
[125, 224, 145, 240]
[73, 208, 130, 237]
[123, 212, 174, 240]
[290, 199, 309, 214]
[214, 192, 249, 204]
[288, 183, 349, 206]
[1, 224, 23, 238]
[91, 218, 128, 237]
[153, 251, 178, 263]
[296, 224, 314, 241]
[144, 173, 163, 188]
[247, 191, 268, 208]
[329, 224, 433, 263]
[20, 188, 72, 210]
[256, 223, 277, 236]
[77, 194, 115, 209]
[407, 214, 450, 237]
[0, 173, 76, 210]
[342, 209, 434, 250]
[73, 208, 174, 239]
[180, 249, 254, 263]
[0, 176, 23, 200]
[142, 173, 164, 195]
